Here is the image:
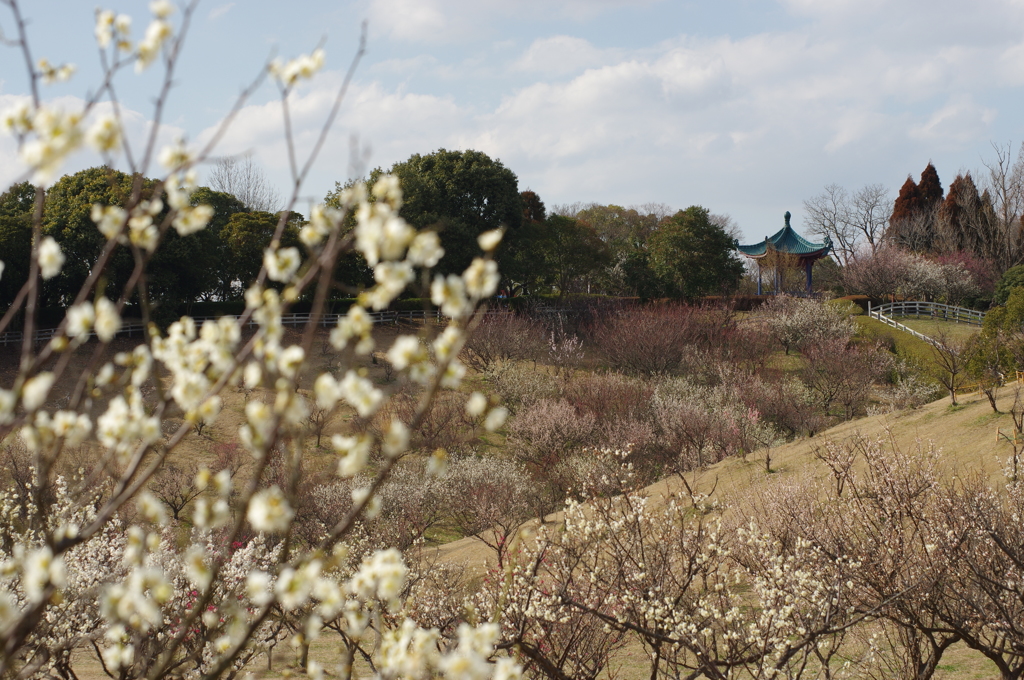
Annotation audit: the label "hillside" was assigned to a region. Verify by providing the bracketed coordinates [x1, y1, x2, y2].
[435, 382, 1016, 575]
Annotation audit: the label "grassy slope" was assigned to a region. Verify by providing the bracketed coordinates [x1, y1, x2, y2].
[437, 384, 1017, 567]
[891, 317, 982, 343]
[435, 385, 1019, 679]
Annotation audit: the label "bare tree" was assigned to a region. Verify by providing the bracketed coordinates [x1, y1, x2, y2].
[460, 312, 544, 372]
[149, 461, 203, 522]
[208, 155, 281, 212]
[982, 141, 1024, 271]
[709, 212, 741, 240]
[305, 403, 332, 448]
[804, 184, 855, 265]
[804, 183, 890, 265]
[848, 183, 891, 255]
[929, 331, 968, 405]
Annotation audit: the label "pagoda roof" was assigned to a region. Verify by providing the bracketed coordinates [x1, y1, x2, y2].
[735, 211, 831, 258]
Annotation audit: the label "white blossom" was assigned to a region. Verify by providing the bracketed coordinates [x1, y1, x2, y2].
[269, 48, 325, 86]
[483, 406, 508, 432]
[330, 305, 374, 352]
[408, 231, 444, 267]
[339, 370, 383, 417]
[158, 139, 191, 170]
[66, 302, 95, 340]
[246, 571, 273, 606]
[22, 372, 54, 411]
[466, 392, 488, 418]
[247, 486, 294, 532]
[463, 258, 499, 299]
[387, 335, 426, 371]
[265, 247, 301, 283]
[137, 491, 168, 526]
[94, 297, 121, 342]
[91, 204, 127, 240]
[478, 228, 504, 252]
[431, 274, 471, 319]
[277, 344, 305, 379]
[86, 116, 121, 154]
[382, 420, 409, 458]
[333, 434, 371, 477]
[38, 237, 65, 279]
[23, 546, 66, 603]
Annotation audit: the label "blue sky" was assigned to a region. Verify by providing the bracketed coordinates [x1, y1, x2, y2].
[4, 0, 1024, 241]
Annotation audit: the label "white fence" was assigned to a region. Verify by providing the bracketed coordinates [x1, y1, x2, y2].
[866, 301, 986, 347]
[868, 300, 985, 326]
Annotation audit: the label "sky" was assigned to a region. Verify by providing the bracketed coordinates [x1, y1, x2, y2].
[4, 0, 1024, 242]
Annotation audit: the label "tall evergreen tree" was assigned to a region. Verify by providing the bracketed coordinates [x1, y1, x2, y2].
[918, 162, 944, 206]
[888, 164, 945, 252]
[890, 177, 922, 228]
[939, 173, 978, 253]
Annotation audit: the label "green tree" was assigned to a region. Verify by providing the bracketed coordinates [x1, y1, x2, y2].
[188, 187, 246, 300]
[366, 149, 522, 277]
[994, 264, 1024, 305]
[0, 182, 36, 310]
[0, 181, 36, 217]
[41, 167, 139, 307]
[539, 215, 610, 296]
[42, 168, 236, 314]
[222, 211, 280, 289]
[648, 206, 744, 300]
[520, 190, 546, 224]
[222, 211, 301, 290]
[0, 214, 31, 310]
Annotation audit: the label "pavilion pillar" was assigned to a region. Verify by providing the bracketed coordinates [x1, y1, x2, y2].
[757, 261, 762, 295]
[805, 259, 813, 295]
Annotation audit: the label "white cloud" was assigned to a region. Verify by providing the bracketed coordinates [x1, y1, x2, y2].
[909, 96, 997, 146]
[367, 0, 454, 43]
[208, 3, 235, 21]
[366, 0, 663, 44]
[513, 36, 614, 75]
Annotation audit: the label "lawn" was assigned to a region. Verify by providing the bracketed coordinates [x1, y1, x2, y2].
[890, 316, 982, 343]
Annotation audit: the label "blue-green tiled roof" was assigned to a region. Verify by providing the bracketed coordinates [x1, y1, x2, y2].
[736, 211, 831, 257]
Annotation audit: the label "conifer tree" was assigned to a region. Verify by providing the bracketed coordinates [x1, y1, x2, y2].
[888, 177, 924, 250]
[918, 162, 944, 206]
[888, 164, 945, 252]
[890, 177, 921, 226]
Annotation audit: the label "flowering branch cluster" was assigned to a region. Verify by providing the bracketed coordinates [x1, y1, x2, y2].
[0, 1, 520, 678]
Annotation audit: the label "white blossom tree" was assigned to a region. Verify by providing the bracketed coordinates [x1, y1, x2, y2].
[0, 2, 517, 678]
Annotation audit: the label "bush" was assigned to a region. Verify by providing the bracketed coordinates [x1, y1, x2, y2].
[461, 312, 545, 372]
[587, 303, 734, 375]
[759, 295, 855, 355]
[484, 362, 559, 413]
[995, 264, 1024, 306]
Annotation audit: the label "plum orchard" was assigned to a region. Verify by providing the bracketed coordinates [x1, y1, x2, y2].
[4, 3, 1024, 680]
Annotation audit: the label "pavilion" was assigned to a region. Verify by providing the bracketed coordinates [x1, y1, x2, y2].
[735, 211, 832, 295]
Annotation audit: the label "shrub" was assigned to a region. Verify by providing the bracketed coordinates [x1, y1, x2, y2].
[587, 303, 734, 375]
[759, 295, 855, 355]
[461, 312, 545, 372]
[484, 362, 559, 413]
